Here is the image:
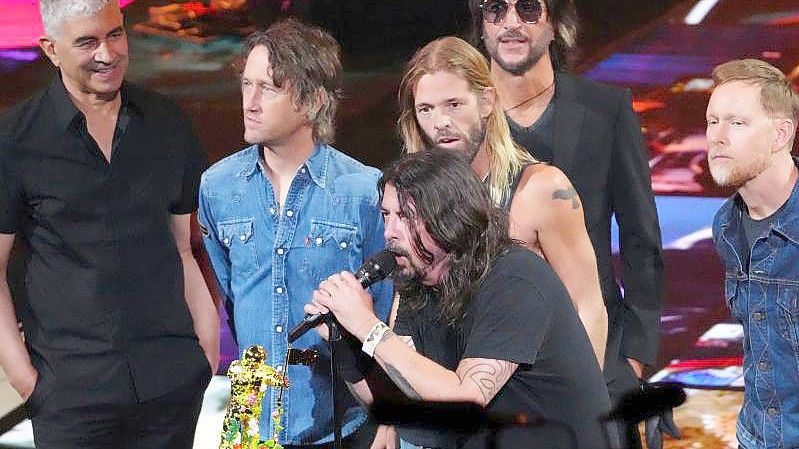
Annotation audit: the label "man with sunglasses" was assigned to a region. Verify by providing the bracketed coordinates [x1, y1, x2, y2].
[469, 1, 663, 446]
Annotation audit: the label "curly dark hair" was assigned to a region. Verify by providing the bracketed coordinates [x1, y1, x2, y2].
[379, 149, 513, 324]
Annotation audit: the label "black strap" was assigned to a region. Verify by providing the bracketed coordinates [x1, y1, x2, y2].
[499, 163, 532, 211]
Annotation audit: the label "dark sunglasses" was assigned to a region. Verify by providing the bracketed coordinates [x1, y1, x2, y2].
[480, 0, 543, 24]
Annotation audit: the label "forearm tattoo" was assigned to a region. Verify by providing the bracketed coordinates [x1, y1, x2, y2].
[552, 187, 580, 209]
[458, 359, 516, 405]
[345, 381, 368, 408]
[384, 363, 422, 400]
[375, 329, 423, 400]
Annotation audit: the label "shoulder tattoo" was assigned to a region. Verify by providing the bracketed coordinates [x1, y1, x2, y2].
[552, 187, 580, 210]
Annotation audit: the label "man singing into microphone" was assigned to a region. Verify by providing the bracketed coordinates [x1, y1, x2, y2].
[199, 20, 392, 448]
[307, 150, 612, 449]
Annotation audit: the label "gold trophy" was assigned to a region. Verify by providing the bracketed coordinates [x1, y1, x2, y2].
[220, 345, 290, 449]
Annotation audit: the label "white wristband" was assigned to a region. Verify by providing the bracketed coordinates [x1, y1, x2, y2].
[362, 321, 390, 357]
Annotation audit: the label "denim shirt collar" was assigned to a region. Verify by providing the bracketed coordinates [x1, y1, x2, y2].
[718, 157, 799, 246]
[237, 143, 330, 188]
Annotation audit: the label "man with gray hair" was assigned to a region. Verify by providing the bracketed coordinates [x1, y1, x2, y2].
[0, 1, 219, 447]
[708, 59, 799, 449]
[199, 19, 392, 448]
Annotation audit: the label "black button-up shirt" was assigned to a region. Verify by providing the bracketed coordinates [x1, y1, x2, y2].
[0, 77, 209, 405]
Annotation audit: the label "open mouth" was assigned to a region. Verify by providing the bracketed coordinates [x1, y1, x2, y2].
[437, 137, 460, 145]
[92, 65, 119, 79]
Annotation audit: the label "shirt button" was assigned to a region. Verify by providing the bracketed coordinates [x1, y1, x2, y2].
[223, 237, 230, 245]
[275, 325, 283, 333]
[758, 361, 769, 371]
[767, 407, 779, 416]
[275, 287, 284, 294]
[286, 210, 294, 217]
[339, 241, 348, 249]
[315, 237, 324, 245]
[753, 311, 765, 321]
[276, 248, 285, 255]
[276, 365, 284, 372]
[269, 207, 276, 215]
[301, 168, 306, 174]
[239, 235, 246, 241]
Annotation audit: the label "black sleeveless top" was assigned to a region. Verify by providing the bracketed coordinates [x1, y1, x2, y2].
[498, 163, 535, 210]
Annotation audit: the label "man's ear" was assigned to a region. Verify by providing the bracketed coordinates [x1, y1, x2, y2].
[38, 36, 60, 68]
[773, 117, 797, 153]
[479, 87, 496, 118]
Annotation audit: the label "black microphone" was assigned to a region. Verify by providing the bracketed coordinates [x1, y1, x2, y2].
[603, 382, 686, 423]
[287, 250, 397, 343]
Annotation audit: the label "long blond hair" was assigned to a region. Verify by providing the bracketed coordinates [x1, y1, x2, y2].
[398, 36, 534, 205]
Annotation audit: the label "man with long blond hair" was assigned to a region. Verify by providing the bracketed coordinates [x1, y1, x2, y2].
[397, 36, 606, 362]
[709, 59, 799, 449]
[392, 35, 608, 447]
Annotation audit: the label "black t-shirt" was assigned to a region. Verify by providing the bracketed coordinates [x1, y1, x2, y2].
[740, 199, 783, 266]
[395, 245, 611, 449]
[507, 100, 556, 163]
[0, 77, 210, 406]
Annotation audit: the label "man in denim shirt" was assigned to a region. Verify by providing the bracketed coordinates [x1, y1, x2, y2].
[199, 20, 392, 448]
[708, 59, 799, 449]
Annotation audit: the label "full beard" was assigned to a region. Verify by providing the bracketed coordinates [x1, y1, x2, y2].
[386, 244, 425, 289]
[433, 122, 486, 163]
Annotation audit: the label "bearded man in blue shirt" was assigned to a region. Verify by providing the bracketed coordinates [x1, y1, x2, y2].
[709, 59, 799, 449]
[199, 19, 393, 449]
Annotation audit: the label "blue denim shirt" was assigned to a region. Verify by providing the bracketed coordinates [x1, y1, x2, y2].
[713, 159, 799, 449]
[199, 144, 392, 445]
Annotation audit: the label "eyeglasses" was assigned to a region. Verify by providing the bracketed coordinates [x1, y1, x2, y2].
[480, 0, 543, 25]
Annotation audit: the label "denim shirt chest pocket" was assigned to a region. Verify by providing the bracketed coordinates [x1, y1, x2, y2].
[296, 219, 360, 283]
[218, 218, 260, 275]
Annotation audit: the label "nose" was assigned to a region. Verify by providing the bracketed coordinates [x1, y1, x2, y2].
[243, 87, 261, 112]
[94, 40, 117, 65]
[706, 122, 728, 146]
[502, 1, 523, 27]
[383, 215, 399, 242]
[432, 110, 453, 132]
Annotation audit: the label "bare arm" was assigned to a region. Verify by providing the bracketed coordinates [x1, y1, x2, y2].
[308, 271, 518, 406]
[0, 234, 36, 399]
[170, 214, 220, 373]
[372, 328, 517, 407]
[509, 166, 607, 367]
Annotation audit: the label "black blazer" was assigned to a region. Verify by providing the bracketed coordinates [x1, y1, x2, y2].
[517, 71, 664, 376]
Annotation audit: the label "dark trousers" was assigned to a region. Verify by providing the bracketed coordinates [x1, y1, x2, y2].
[283, 417, 378, 449]
[605, 325, 643, 449]
[30, 377, 208, 449]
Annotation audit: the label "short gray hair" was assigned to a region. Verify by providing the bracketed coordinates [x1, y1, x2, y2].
[39, 0, 112, 38]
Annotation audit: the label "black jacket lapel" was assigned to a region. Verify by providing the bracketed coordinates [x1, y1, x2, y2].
[552, 71, 586, 176]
